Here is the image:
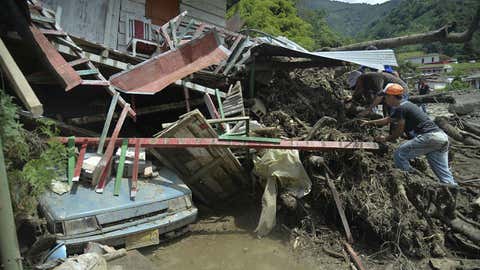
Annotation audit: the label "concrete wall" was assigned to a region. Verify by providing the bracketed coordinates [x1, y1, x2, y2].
[42, 0, 108, 44]
[180, 0, 226, 28]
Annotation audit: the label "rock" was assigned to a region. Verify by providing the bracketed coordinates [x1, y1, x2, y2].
[54, 253, 107, 270]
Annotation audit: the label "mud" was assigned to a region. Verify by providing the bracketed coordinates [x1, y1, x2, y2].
[139, 69, 480, 269]
[253, 69, 480, 268]
[142, 200, 321, 270]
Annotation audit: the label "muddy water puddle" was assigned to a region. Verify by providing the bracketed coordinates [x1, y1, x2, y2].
[141, 201, 320, 270]
[144, 231, 316, 270]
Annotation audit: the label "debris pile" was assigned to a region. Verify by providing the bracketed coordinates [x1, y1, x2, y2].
[254, 68, 480, 264]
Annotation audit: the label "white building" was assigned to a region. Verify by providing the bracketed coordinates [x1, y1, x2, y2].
[417, 64, 453, 75]
[464, 73, 480, 89]
[405, 54, 440, 65]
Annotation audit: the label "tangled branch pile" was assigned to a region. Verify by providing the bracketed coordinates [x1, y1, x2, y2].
[254, 68, 480, 264]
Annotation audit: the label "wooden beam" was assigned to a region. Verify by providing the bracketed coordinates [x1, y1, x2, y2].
[67, 136, 76, 185]
[215, 35, 242, 74]
[93, 104, 130, 192]
[81, 80, 110, 86]
[175, 80, 226, 97]
[97, 92, 120, 154]
[59, 137, 381, 151]
[29, 25, 82, 91]
[223, 37, 248, 75]
[114, 139, 128, 196]
[73, 140, 88, 182]
[76, 69, 99, 76]
[0, 38, 43, 117]
[40, 29, 66, 36]
[66, 98, 205, 125]
[55, 43, 129, 70]
[31, 14, 55, 24]
[68, 58, 89, 67]
[131, 139, 140, 198]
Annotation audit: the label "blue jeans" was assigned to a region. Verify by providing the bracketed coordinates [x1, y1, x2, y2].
[393, 131, 457, 185]
[420, 104, 427, 113]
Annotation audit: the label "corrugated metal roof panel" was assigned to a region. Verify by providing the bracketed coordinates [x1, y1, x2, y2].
[253, 36, 398, 70]
[314, 50, 398, 71]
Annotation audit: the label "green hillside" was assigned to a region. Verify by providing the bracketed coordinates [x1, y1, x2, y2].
[297, 0, 480, 59]
[296, 0, 402, 38]
[361, 0, 480, 60]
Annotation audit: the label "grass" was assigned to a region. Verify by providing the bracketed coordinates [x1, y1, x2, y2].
[449, 62, 480, 76]
[396, 51, 425, 62]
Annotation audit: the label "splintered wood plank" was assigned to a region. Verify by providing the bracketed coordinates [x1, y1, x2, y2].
[73, 140, 88, 182]
[68, 58, 89, 67]
[40, 29, 67, 36]
[29, 25, 82, 91]
[81, 80, 110, 86]
[76, 69, 99, 76]
[0, 38, 43, 117]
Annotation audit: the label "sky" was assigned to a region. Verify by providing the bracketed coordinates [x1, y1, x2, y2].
[334, 0, 390, 4]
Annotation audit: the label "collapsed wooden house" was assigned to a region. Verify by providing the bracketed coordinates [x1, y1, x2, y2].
[0, 0, 398, 203]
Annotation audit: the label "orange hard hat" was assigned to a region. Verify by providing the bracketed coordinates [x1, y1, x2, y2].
[383, 83, 404, 96]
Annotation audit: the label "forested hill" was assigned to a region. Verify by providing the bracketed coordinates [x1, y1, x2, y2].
[297, 0, 480, 58]
[296, 0, 402, 38]
[361, 0, 480, 58]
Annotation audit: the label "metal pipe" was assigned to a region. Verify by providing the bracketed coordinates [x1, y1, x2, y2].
[0, 137, 23, 270]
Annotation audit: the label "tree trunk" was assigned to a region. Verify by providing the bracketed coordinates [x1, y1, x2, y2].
[435, 117, 480, 146]
[409, 93, 455, 104]
[321, 5, 480, 51]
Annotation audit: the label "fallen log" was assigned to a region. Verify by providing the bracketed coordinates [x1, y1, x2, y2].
[343, 242, 366, 270]
[461, 120, 480, 137]
[435, 117, 480, 146]
[326, 174, 353, 243]
[305, 116, 337, 141]
[448, 218, 480, 245]
[322, 5, 480, 51]
[408, 93, 455, 104]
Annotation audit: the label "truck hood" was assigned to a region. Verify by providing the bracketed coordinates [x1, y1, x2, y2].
[40, 167, 192, 221]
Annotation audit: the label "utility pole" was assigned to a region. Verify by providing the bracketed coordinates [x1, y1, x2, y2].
[0, 136, 23, 270]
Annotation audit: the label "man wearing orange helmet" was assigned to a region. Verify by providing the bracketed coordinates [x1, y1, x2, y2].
[361, 83, 457, 186]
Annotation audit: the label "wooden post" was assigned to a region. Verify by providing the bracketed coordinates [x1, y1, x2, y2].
[215, 88, 224, 119]
[67, 136, 75, 185]
[0, 137, 23, 270]
[94, 104, 130, 192]
[97, 92, 120, 154]
[183, 87, 190, 112]
[131, 139, 141, 198]
[0, 38, 43, 117]
[114, 139, 128, 196]
[73, 140, 88, 182]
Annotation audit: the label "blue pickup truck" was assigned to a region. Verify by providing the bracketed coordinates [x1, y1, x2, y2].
[39, 167, 197, 251]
